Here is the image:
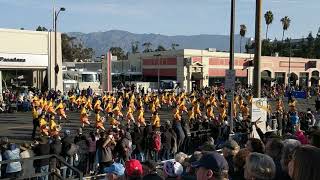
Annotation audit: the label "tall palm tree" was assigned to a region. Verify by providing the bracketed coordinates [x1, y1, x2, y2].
[142, 42, 153, 53]
[240, 24, 247, 53]
[264, 10, 274, 40]
[281, 16, 291, 42]
[171, 43, 179, 50]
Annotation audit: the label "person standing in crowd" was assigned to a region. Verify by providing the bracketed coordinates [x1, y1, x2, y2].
[61, 130, 76, 178]
[34, 136, 50, 180]
[86, 131, 96, 175]
[86, 86, 93, 97]
[163, 160, 183, 180]
[244, 153, 276, 180]
[265, 138, 285, 180]
[142, 160, 163, 180]
[131, 125, 145, 162]
[125, 159, 143, 180]
[222, 139, 240, 177]
[231, 148, 250, 180]
[98, 132, 115, 173]
[281, 139, 301, 180]
[3, 142, 22, 178]
[161, 122, 173, 161]
[104, 162, 125, 180]
[246, 138, 265, 154]
[288, 145, 320, 180]
[20, 143, 35, 178]
[50, 135, 62, 176]
[192, 151, 229, 180]
[31, 103, 40, 140]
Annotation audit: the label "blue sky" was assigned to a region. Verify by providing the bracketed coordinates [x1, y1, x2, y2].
[0, 0, 319, 39]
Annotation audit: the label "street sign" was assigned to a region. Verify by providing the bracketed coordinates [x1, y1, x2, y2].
[225, 70, 236, 90]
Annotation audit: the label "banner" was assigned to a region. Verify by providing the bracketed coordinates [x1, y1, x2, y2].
[251, 98, 268, 139]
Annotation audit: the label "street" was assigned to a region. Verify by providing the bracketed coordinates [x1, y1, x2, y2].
[0, 97, 316, 142]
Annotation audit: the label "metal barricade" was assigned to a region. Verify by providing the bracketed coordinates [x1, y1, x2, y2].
[0, 154, 83, 180]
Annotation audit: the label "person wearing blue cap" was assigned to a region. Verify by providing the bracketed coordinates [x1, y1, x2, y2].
[192, 152, 229, 180]
[104, 162, 125, 180]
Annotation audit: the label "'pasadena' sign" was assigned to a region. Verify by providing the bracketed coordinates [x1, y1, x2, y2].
[0, 57, 26, 62]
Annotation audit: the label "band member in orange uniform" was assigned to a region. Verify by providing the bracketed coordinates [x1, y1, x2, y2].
[55, 100, 67, 123]
[152, 111, 161, 131]
[137, 106, 146, 127]
[95, 112, 105, 132]
[39, 114, 49, 136]
[126, 106, 135, 127]
[206, 105, 215, 121]
[49, 116, 60, 137]
[80, 105, 90, 128]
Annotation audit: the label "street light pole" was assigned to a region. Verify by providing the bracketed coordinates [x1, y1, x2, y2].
[54, 7, 65, 91]
[253, 0, 262, 98]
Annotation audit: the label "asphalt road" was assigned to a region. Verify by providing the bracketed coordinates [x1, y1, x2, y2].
[0, 97, 316, 142]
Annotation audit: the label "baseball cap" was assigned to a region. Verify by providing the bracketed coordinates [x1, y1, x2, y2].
[125, 159, 143, 177]
[223, 140, 239, 150]
[104, 163, 125, 176]
[192, 152, 229, 173]
[163, 160, 183, 177]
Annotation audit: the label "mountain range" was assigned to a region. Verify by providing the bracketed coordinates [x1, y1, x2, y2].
[68, 30, 250, 56]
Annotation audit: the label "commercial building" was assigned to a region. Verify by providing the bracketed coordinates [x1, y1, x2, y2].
[0, 28, 63, 94]
[114, 49, 320, 92]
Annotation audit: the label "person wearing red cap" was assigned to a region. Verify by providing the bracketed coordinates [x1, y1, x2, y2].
[125, 159, 143, 180]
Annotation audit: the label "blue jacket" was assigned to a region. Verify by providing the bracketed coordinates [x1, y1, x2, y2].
[4, 144, 22, 173]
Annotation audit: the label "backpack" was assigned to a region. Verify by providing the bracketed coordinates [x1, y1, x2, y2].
[153, 132, 161, 152]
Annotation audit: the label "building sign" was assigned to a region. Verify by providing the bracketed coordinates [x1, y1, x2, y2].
[0, 57, 26, 62]
[0, 53, 48, 68]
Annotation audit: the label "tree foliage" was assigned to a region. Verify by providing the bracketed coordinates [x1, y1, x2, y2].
[61, 33, 94, 62]
[264, 11, 274, 40]
[281, 16, 291, 41]
[131, 41, 140, 54]
[155, 45, 166, 52]
[171, 43, 179, 50]
[110, 47, 127, 60]
[247, 32, 320, 59]
[240, 24, 247, 53]
[36, 26, 48, 31]
[142, 42, 153, 53]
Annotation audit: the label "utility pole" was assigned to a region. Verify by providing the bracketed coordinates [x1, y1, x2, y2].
[228, 0, 235, 133]
[253, 0, 262, 98]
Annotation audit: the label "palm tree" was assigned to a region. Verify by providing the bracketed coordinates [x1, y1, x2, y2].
[142, 42, 153, 53]
[281, 16, 291, 42]
[264, 11, 274, 40]
[239, 24, 247, 53]
[131, 41, 140, 53]
[171, 43, 179, 50]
